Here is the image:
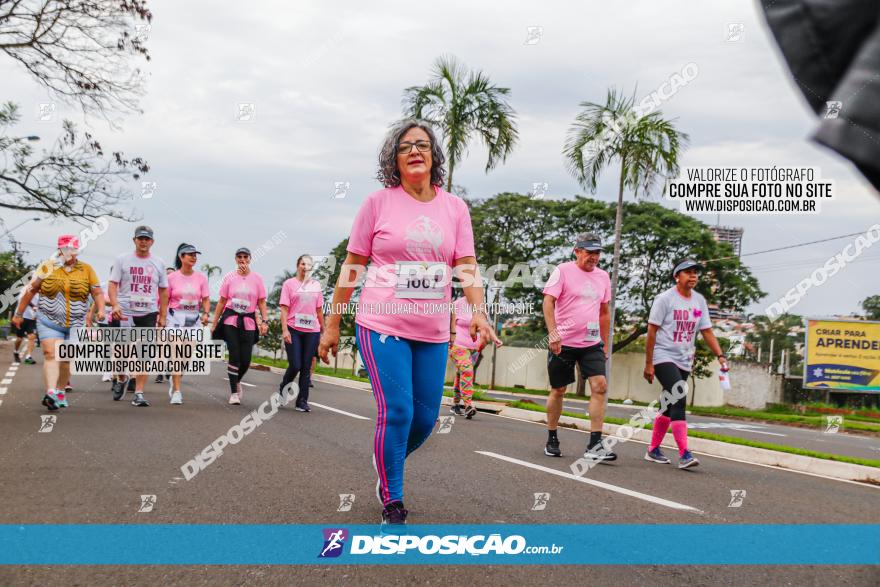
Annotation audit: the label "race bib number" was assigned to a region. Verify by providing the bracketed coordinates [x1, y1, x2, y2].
[230, 297, 250, 313]
[130, 293, 153, 312]
[178, 298, 198, 312]
[585, 321, 601, 343]
[395, 261, 446, 300]
[294, 313, 316, 329]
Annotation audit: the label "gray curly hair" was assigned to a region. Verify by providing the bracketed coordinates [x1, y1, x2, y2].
[376, 118, 446, 188]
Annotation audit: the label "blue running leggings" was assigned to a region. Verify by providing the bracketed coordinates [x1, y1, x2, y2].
[356, 324, 448, 506]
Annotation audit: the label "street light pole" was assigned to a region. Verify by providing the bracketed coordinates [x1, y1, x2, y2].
[0, 217, 41, 240]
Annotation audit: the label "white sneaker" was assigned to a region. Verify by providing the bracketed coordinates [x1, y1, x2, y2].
[170, 391, 183, 405]
[101, 373, 113, 382]
[228, 392, 241, 405]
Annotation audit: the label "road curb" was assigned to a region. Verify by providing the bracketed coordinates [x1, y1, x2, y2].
[498, 405, 880, 485]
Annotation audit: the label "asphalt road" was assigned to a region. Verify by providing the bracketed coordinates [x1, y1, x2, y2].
[480, 389, 880, 461]
[0, 345, 878, 585]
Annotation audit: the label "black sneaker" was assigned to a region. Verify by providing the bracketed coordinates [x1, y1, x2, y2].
[13, 351, 21, 363]
[295, 401, 311, 413]
[381, 501, 408, 527]
[155, 374, 164, 383]
[42, 392, 59, 411]
[450, 404, 464, 416]
[64, 382, 72, 393]
[24, 356, 36, 365]
[131, 393, 150, 407]
[309, 381, 314, 388]
[464, 405, 477, 420]
[544, 436, 561, 457]
[111, 379, 126, 401]
[585, 443, 618, 462]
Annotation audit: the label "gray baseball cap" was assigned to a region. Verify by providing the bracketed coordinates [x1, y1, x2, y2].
[235, 247, 251, 256]
[134, 225, 154, 239]
[178, 244, 201, 255]
[673, 259, 704, 278]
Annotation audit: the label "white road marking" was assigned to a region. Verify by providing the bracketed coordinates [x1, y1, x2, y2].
[309, 402, 370, 420]
[222, 378, 255, 387]
[0, 379, 12, 385]
[476, 450, 703, 513]
[0, 388, 7, 395]
[688, 422, 786, 437]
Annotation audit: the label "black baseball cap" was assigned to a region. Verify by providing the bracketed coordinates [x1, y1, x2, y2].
[574, 237, 603, 252]
[235, 247, 251, 256]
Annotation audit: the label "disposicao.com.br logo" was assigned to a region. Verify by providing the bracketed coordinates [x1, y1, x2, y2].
[318, 528, 563, 558]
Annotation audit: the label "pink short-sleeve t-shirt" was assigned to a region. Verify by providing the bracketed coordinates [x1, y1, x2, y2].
[452, 296, 480, 350]
[542, 261, 611, 348]
[347, 185, 476, 343]
[167, 270, 209, 313]
[220, 271, 266, 331]
[279, 277, 324, 333]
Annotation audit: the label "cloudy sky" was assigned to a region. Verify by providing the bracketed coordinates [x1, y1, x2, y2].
[3, 0, 878, 318]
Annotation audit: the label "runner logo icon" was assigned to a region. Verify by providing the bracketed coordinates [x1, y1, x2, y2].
[318, 528, 348, 558]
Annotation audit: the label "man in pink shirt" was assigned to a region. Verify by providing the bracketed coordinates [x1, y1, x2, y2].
[542, 232, 615, 461]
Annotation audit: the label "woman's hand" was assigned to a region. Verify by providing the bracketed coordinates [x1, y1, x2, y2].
[643, 363, 655, 384]
[259, 321, 269, 336]
[283, 329, 292, 345]
[470, 313, 501, 352]
[318, 323, 341, 364]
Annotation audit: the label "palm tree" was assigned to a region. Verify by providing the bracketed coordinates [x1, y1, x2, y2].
[404, 55, 518, 192]
[563, 88, 688, 378]
[201, 263, 221, 281]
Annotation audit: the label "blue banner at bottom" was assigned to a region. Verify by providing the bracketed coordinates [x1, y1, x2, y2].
[0, 525, 877, 565]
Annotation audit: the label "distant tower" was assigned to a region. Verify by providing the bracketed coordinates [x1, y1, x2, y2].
[709, 225, 744, 257]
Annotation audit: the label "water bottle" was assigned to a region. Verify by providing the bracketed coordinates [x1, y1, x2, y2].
[718, 363, 731, 390]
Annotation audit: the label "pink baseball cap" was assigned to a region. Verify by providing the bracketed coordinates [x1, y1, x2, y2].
[57, 234, 80, 251]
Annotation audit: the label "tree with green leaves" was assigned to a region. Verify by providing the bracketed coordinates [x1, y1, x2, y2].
[746, 313, 804, 374]
[403, 55, 518, 192]
[467, 195, 763, 355]
[862, 295, 880, 321]
[563, 89, 688, 380]
[260, 318, 284, 360]
[269, 269, 296, 307]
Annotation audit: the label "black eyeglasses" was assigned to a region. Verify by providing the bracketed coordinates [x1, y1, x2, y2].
[397, 141, 431, 154]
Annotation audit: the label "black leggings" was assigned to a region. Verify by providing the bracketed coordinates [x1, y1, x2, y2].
[654, 362, 690, 421]
[280, 330, 320, 402]
[224, 325, 256, 395]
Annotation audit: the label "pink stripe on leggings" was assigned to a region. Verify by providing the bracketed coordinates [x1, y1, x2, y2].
[359, 325, 390, 505]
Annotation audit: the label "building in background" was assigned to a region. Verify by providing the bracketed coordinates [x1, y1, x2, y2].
[709, 225, 745, 257]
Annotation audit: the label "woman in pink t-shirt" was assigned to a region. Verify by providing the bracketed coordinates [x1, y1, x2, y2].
[278, 254, 325, 411]
[318, 119, 501, 529]
[448, 294, 482, 419]
[210, 247, 268, 405]
[164, 243, 210, 405]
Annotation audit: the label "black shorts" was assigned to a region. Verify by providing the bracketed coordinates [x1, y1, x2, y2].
[110, 312, 158, 328]
[547, 344, 606, 388]
[15, 318, 36, 337]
